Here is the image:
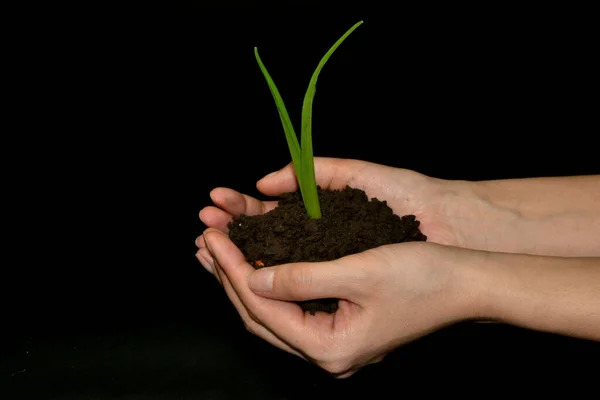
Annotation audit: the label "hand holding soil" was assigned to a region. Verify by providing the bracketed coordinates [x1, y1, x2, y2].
[197, 157, 464, 249]
[200, 229, 481, 378]
[196, 158, 600, 377]
[197, 157, 459, 313]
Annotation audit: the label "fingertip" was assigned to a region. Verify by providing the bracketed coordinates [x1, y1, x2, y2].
[257, 170, 279, 183]
[198, 207, 210, 223]
[202, 227, 228, 251]
[199, 206, 234, 232]
[248, 267, 275, 293]
[209, 187, 228, 205]
[256, 164, 298, 195]
[195, 234, 204, 248]
[256, 172, 278, 191]
[196, 248, 215, 274]
[203, 227, 225, 239]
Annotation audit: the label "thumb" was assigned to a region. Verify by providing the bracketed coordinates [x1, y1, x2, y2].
[256, 157, 367, 196]
[248, 259, 366, 301]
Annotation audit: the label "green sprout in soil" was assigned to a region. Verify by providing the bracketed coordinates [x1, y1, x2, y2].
[254, 20, 364, 219]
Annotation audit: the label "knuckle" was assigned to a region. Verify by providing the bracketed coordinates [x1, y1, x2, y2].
[306, 340, 353, 376]
[319, 360, 351, 376]
[286, 266, 313, 291]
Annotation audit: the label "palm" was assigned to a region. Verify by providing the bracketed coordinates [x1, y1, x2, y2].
[365, 167, 459, 247]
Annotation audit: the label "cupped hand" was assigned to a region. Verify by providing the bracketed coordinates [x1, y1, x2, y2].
[194, 157, 474, 377]
[199, 229, 477, 378]
[196, 157, 461, 267]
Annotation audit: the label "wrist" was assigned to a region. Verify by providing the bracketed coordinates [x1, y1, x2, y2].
[451, 247, 503, 322]
[457, 249, 600, 340]
[441, 246, 497, 322]
[430, 178, 526, 254]
[418, 244, 496, 324]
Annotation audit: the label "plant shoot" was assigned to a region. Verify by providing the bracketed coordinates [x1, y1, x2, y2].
[254, 20, 364, 219]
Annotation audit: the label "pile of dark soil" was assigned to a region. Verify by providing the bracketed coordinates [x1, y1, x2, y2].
[228, 186, 427, 314]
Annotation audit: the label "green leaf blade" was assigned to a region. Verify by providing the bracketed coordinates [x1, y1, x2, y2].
[300, 20, 364, 219]
[254, 47, 304, 191]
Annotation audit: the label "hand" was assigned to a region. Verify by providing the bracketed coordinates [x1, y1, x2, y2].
[195, 156, 477, 377]
[199, 229, 475, 378]
[197, 157, 600, 282]
[196, 157, 463, 265]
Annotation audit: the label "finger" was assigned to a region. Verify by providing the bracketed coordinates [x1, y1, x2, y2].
[196, 247, 221, 285]
[256, 157, 369, 196]
[211, 256, 305, 359]
[196, 247, 215, 275]
[196, 234, 205, 249]
[196, 247, 215, 274]
[247, 254, 371, 302]
[210, 187, 278, 217]
[203, 228, 315, 348]
[199, 206, 233, 233]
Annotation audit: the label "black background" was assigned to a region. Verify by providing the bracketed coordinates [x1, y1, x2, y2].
[2, 4, 599, 399]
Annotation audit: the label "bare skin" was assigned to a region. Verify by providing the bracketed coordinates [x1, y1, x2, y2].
[196, 157, 600, 378]
[448, 175, 600, 256]
[198, 157, 600, 258]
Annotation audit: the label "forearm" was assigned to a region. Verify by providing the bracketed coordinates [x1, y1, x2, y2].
[476, 175, 600, 218]
[463, 250, 600, 341]
[441, 175, 600, 257]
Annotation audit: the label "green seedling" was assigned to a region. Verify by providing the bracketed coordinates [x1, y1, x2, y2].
[254, 20, 364, 219]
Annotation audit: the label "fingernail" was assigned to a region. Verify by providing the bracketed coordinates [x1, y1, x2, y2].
[196, 254, 215, 274]
[249, 268, 274, 292]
